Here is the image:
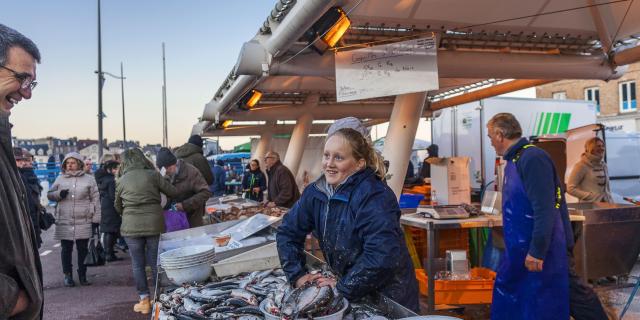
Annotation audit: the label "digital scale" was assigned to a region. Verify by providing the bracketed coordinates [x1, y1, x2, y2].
[417, 205, 471, 219]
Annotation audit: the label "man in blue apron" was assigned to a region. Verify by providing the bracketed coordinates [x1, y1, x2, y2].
[487, 113, 573, 319]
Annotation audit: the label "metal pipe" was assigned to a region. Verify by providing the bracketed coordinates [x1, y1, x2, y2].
[220, 102, 394, 121]
[120, 62, 126, 150]
[202, 75, 257, 121]
[430, 79, 554, 111]
[97, 0, 103, 160]
[588, 0, 612, 54]
[270, 50, 626, 80]
[263, 0, 336, 57]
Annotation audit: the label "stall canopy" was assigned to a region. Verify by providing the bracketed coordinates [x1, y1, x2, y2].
[193, 0, 640, 137]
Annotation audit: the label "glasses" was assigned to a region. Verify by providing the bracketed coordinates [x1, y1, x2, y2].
[0, 65, 37, 90]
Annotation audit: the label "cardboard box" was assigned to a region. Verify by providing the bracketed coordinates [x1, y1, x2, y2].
[431, 157, 471, 205]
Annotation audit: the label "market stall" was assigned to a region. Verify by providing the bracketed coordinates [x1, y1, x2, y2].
[400, 211, 586, 313]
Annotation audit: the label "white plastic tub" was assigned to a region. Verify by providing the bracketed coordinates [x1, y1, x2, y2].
[212, 242, 280, 277]
[260, 297, 349, 320]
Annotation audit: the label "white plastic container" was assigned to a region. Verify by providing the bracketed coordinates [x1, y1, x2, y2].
[164, 260, 214, 285]
[212, 242, 280, 277]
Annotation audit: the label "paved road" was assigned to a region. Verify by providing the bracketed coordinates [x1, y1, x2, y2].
[39, 227, 148, 320]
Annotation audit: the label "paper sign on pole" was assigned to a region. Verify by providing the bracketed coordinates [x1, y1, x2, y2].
[335, 36, 439, 102]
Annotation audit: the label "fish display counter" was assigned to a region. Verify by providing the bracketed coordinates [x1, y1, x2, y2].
[205, 196, 288, 223]
[152, 228, 419, 319]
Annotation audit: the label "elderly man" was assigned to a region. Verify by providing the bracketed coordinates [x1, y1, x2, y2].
[487, 113, 607, 320]
[0, 24, 43, 320]
[156, 148, 212, 228]
[264, 151, 300, 208]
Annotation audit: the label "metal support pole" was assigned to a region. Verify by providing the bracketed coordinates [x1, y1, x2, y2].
[426, 222, 436, 313]
[120, 62, 126, 150]
[97, 0, 104, 159]
[283, 95, 319, 176]
[255, 121, 275, 170]
[162, 43, 168, 147]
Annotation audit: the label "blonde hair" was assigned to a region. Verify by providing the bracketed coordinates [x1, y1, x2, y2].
[585, 137, 604, 153]
[330, 128, 386, 180]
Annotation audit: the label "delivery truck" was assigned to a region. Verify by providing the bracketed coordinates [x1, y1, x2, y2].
[431, 97, 598, 191]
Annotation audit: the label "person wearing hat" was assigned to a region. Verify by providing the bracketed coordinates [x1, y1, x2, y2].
[47, 152, 101, 287]
[210, 159, 226, 197]
[173, 134, 214, 185]
[156, 147, 211, 228]
[14, 147, 43, 248]
[115, 148, 179, 314]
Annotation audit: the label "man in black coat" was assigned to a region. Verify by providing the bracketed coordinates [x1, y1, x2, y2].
[95, 160, 122, 261]
[0, 23, 44, 320]
[14, 147, 42, 248]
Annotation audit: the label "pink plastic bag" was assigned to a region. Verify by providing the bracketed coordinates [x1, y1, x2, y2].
[163, 210, 190, 233]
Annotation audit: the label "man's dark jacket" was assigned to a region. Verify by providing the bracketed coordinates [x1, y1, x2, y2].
[95, 167, 121, 233]
[0, 115, 43, 319]
[174, 143, 214, 185]
[266, 161, 300, 208]
[19, 167, 42, 248]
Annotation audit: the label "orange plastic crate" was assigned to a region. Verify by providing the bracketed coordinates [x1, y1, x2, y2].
[415, 268, 496, 305]
[406, 227, 470, 262]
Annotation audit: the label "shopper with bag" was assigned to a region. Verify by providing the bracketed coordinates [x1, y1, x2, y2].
[156, 147, 211, 229]
[47, 152, 101, 287]
[115, 148, 179, 314]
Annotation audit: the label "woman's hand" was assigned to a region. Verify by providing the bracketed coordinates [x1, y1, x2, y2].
[295, 273, 321, 288]
[316, 277, 337, 288]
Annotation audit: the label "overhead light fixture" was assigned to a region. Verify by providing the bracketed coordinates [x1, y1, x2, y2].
[238, 89, 263, 110]
[221, 120, 233, 128]
[305, 7, 351, 54]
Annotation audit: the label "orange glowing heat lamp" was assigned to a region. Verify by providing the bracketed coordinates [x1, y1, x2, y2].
[307, 7, 351, 54]
[220, 120, 233, 129]
[238, 89, 263, 110]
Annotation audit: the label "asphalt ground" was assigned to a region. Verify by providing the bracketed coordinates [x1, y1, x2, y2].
[39, 227, 148, 320]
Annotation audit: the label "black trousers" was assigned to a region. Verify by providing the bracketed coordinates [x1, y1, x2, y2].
[103, 232, 118, 256]
[61, 239, 89, 274]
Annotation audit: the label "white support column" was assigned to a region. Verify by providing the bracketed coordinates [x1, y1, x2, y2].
[382, 92, 427, 199]
[283, 95, 319, 176]
[254, 121, 275, 170]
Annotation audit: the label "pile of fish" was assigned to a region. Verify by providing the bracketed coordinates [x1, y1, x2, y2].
[156, 269, 345, 320]
[214, 204, 287, 222]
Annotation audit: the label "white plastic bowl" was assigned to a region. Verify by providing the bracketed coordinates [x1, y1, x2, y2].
[160, 251, 216, 265]
[159, 245, 215, 262]
[161, 255, 216, 269]
[260, 297, 349, 320]
[164, 260, 213, 285]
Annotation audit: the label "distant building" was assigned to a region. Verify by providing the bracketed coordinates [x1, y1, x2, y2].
[536, 62, 640, 133]
[78, 144, 111, 163]
[108, 140, 140, 150]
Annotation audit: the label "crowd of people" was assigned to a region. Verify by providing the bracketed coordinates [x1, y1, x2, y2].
[0, 23, 621, 320]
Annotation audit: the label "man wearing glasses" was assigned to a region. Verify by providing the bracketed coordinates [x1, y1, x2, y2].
[264, 151, 300, 208]
[0, 24, 43, 320]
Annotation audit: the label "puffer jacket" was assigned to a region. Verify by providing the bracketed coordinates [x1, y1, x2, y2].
[95, 167, 121, 233]
[169, 160, 212, 228]
[0, 114, 43, 320]
[277, 168, 419, 312]
[174, 143, 213, 185]
[115, 149, 179, 237]
[47, 153, 101, 241]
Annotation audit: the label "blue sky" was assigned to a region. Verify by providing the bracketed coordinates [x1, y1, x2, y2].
[2, 1, 275, 148]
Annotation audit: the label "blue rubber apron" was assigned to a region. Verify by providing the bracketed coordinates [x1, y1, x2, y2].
[491, 159, 569, 319]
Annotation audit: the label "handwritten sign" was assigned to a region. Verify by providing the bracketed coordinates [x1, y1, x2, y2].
[335, 36, 439, 102]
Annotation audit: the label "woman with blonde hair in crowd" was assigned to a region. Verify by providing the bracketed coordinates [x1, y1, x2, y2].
[277, 126, 419, 312]
[567, 137, 613, 203]
[48, 152, 101, 287]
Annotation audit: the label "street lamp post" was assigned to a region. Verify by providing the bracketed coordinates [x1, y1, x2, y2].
[97, 0, 103, 160]
[98, 65, 127, 151]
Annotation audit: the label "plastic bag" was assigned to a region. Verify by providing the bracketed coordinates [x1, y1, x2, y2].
[163, 210, 189, 233]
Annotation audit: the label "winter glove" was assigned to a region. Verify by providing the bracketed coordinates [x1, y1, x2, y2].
[59, 189, 69, 199]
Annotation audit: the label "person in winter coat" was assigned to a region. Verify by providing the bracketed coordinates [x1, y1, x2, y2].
[174, 134, 213, 185]
[95, 160, 122, 261]
[14, 148, 43, 248]
[115, 148, 179, 315]
[419, 144, 439, 180]
[47, 152, 101, 287]
[0, 24, 43, 320]
[241, 159, 267, 202]
[265, 151, 300, 208]
[567, 137, 613, 203]
[210, 159, 226, 196]
[277, 128, 419, 312]
[156, 148, 211, 228]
